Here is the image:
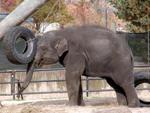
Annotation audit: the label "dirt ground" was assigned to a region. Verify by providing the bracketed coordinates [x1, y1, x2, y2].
[0, 98, 150, 113]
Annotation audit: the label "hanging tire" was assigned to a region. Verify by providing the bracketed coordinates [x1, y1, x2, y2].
[134, 72, 150, 106]
[3, 26, 37, 64]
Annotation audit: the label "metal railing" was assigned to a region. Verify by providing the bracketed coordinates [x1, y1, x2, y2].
[0, 68, 106, 100]
[0, 66, 149, 100]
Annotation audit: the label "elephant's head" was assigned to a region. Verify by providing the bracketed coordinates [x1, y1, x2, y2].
[34, 31, 68, 67]
[17, 31, 68, 98]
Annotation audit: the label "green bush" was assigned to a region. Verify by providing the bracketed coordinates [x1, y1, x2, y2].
[128, 35, 149, 62]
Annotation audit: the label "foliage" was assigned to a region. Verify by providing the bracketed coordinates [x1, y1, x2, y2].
[2, 0, 73, 30]
[66, 1, 102, 26]
[108, 0, 150, 62]
[0, 0, 16, 11]
[128, 36, 148, 62]
[32, 0, 73, 30]
[108, 0, 150, 32]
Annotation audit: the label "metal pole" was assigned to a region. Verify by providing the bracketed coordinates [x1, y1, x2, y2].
[104, 0, 108, 28]
[11, 71, 16, 100]
[105, 8, 108, 28]
[0, 0, 1, 11]
[86, 77, 89, 97]
[147, 14, 150, 80]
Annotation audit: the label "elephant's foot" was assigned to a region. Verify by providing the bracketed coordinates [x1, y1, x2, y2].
[80, 101, 85, 106]
[66, 102, 79, 106]
[128, 99, 140, 107]
[0, 102, 3, 107]
[66, 100, 85, 106]
[117, 99, 127, 106]
[116, 93, 127, 106]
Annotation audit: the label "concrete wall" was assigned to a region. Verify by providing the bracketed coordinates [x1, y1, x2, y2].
[0, 70, 149, 101]
[0, 70, 114, 100]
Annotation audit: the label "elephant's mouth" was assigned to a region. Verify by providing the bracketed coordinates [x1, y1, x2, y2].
[37, 58, 58, 67]
[37, 60, 43, 67]
[36, 58, 45, 67]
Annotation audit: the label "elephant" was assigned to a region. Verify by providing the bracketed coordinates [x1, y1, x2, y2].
[18, 25, 140, 107]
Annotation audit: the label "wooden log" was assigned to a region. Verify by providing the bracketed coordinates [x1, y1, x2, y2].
[0, 0, 48, 40]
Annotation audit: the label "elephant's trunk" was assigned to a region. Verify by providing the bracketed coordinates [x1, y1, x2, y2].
[17, 60, 36, 99]
[0, 0, 48, 40]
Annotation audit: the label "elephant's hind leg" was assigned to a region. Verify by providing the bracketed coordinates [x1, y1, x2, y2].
[118, 73, 140, 107]
[106, 78, 127, 105]
[120, 82, 140, 107]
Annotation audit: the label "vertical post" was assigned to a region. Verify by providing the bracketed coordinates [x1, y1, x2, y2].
[148, 30, 150, 80]
[86, 77, 89, 97]
[104, 0, 108, 28]
[105, 8, 108, 28]
[114, 22, 117, 32]
[11, 71, 16, 100]
[0, 1, 1, 11]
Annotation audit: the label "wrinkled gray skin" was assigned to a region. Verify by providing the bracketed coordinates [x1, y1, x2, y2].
[20, 25, 140, 107]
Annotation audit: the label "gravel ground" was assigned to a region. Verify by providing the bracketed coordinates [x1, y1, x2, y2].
[0, 98, 150, 113]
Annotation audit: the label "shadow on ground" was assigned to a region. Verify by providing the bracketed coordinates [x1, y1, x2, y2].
[0, 98, 150, 113]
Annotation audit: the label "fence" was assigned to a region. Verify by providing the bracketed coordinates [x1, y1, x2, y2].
[0, 65, 149, 100]
[0, 68, 106, 100]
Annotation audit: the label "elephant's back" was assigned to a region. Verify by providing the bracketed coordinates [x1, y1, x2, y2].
[58, 25, 116, 45]
[56, 25, 130, 55]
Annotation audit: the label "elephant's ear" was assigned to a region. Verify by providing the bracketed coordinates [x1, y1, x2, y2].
[55, 38, 68, 57]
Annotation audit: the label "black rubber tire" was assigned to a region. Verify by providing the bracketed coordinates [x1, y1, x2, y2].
[3, 26, 37, 64]
[134, 72, 150, 105]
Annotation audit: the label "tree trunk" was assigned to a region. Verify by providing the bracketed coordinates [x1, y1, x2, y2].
[0, 0, 48, 40]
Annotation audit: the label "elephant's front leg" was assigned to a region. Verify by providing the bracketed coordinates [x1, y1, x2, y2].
[66, 74, 84, 106]
[65, 54, 85, 106]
